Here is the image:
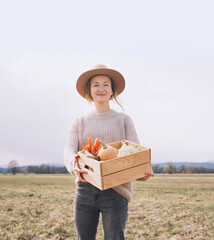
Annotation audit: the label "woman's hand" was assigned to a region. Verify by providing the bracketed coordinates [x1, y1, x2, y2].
[74, 154, 88, 183]
[137, 171, 154, 181]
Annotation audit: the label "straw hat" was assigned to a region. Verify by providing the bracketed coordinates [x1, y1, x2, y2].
[76, 64, 125, 98]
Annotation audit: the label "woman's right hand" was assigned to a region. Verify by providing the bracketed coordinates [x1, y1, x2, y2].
[74, 154, 88, 183]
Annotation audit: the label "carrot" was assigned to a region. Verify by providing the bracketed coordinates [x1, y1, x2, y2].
[88, 137, 95, 153]
[91, 145, 95, 154]
[81, 141, 86, 150]
[94, 138, 101, 151]
[96, 144, 102, 153]
[88, 137, 94, 147]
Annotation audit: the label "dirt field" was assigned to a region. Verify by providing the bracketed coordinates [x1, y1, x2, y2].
[0, 174, 213, 239]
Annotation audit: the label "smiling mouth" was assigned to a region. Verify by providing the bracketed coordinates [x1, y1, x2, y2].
[97, 94, 106, 96]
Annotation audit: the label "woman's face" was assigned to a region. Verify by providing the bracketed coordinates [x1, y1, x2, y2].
[90, 75, 113, 103]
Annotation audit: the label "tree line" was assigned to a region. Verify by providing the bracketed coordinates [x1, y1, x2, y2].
[1, 160, 68, 174]
[153, 163, 214, 174]
[24, 165, 68, 174]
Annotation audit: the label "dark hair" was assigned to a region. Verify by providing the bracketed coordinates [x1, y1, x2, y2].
[85, 75, 124, 109]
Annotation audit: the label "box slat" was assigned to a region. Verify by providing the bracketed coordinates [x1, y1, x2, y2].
[100, 149, 150, 176]
[102, 162, 151, 190]
[107, 141, 122, 149]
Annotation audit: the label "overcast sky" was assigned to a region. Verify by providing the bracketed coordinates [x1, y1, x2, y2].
[0, 0, 214, 166]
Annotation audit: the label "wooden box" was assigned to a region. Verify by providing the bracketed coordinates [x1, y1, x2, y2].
[78, 140, 151, 190]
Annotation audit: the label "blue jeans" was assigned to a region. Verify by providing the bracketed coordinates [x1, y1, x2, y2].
[74, 182, 128, 240]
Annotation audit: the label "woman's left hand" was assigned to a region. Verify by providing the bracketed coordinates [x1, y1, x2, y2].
[137, 171, 154, 181]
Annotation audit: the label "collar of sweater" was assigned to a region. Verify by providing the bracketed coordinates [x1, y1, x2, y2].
[87, 109, 118, 120]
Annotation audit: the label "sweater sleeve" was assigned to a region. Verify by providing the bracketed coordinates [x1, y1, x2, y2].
[124, 114, 140, 144]
[64, 118, 79, 174]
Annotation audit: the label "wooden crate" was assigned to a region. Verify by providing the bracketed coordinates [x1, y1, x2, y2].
[78, 140, 151, 190]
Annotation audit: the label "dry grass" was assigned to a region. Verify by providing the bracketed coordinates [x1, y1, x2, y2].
[0, 174, 213, 239]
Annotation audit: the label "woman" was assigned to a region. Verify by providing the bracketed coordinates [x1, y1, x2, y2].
[64, 64, 154, 240]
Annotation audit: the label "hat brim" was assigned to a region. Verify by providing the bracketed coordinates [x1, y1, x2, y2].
[76, 68, 125, 99]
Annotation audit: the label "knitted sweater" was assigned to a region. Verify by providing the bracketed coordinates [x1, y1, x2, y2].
[64, 109, 140, 202]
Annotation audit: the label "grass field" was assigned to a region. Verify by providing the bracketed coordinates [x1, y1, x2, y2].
[0, 174, 213, 240]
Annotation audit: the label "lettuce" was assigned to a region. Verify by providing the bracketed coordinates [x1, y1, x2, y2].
[118, 143, 139, 157]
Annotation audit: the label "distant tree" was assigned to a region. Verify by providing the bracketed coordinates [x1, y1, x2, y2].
[163, 166, 169, 174]
[23, 168, 29, 174]
[152, 164, 164, 173]
[177, 165, 186, 174]
[163, 163, 176, 174]
[27, 166, 36, 173]
[8, 160, 19, 175]
[185, 164, 193, 174]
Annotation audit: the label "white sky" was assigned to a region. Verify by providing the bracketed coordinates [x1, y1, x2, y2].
[0, 0, 214, 166]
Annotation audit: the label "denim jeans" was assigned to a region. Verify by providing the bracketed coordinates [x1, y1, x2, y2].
[74, 182, 128, 240]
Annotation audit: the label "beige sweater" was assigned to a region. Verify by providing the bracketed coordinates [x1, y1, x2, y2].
[64, 109, 140, 202]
